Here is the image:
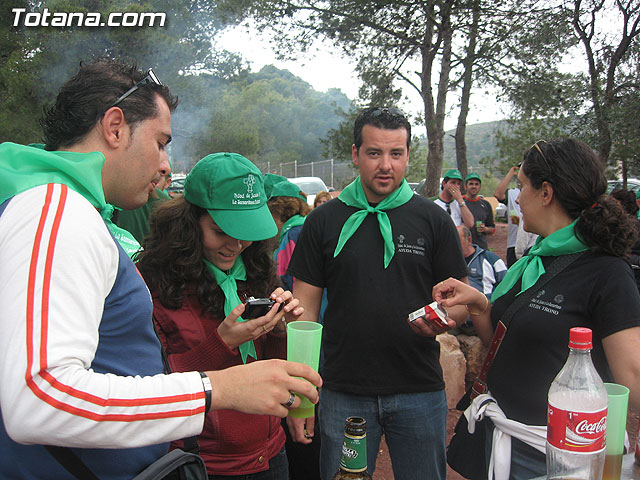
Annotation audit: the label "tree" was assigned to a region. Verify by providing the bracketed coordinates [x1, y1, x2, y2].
[217, 0, 474, 195]
[484, 0, 640, 177]
[217, 0, 587, 195]
[170, 66, 351, 172]
[570, 0, 640, 163]
[0, 0, 244, 142]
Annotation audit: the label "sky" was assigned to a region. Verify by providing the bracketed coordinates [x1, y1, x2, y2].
[216, 25, 510, 132]
[216, 9, 624, 134]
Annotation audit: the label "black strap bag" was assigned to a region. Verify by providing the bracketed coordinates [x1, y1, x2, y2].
[446, 252, 583, 480]
[131, 449, 207, 480]
[46, 443, 207, 480]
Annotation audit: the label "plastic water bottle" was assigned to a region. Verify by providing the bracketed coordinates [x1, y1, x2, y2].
[635, 417, 640, 466]
[546, 327, 608, 480]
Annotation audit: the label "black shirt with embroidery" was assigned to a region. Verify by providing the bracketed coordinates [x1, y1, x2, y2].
[464, 196, 495, 250]
[288, 195, 468, 395]
[488, 252, 640, 425]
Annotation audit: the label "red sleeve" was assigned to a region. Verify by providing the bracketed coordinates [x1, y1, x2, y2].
[152, 298, 238, 373]
[262, 330, 286, 360]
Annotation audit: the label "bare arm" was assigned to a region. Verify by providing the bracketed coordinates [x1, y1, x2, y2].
[493, 166, 519, 201]
[447, 184, 474, 229]
[432, 277, 494, 346]
[292, 279, 323, 323]
[459, 203, 475, 229]
[602, 327, 640, 410]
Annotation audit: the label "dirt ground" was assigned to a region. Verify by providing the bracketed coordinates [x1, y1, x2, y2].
[372, 223, 640, 479]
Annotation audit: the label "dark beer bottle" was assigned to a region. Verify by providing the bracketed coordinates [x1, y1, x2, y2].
[332, 416, 372, 480]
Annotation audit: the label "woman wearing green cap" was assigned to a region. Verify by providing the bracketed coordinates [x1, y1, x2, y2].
[136, 153, 302, 479]
[266, 179, 311, 292]
[432, 139, 640, 479]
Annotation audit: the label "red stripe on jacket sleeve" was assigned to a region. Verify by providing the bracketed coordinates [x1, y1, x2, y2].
[24, 184, 204, 419]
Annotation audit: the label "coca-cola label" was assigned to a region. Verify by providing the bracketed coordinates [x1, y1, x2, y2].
[547, 403, 607, 453]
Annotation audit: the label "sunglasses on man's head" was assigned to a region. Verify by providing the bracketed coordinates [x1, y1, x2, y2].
[108, 69, 162, 109]
[368, 106, 406, 118]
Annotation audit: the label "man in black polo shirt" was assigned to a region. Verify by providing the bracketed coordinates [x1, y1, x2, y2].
[287, 107, 469, 480]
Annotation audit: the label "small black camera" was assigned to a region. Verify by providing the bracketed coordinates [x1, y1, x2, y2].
[243, 297, 283, 319]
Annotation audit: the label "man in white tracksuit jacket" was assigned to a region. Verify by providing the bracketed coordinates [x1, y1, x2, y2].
[0, 59, 320, 479]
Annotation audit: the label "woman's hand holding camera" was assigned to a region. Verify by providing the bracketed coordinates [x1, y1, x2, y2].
[218, 288, 303, 348]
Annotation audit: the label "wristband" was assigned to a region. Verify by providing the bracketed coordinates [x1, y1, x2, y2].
[199, 372, 212, 413]
[459, 201, 467, 207]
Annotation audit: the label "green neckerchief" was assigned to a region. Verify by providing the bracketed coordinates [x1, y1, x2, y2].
[0, 143, 141, 257]
[491, 220, 588, 302]
[279, 214, 306, 244]
[203, 256, 257, 363]
[100, 205, 142, 258]
[335, 177, 414, 268]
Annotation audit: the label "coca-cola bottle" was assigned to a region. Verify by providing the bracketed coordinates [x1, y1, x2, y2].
[635, 417, 640, 466]
[546, 327, 608, 479]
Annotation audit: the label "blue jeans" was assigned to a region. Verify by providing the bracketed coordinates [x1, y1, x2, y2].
[318, 388, 447, 480]
[208, 446, 289, 480]
[484, 421, 546, 479]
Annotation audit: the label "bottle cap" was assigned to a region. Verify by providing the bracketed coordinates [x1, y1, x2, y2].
[569, 327, 592, 349]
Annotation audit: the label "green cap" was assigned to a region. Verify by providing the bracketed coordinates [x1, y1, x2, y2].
[263, 173, 287, 199]
[269, 180, 306, 200]
[444, 169, 463, 181]
[465, 172, 481, 183]
[184, 153, 277, 241]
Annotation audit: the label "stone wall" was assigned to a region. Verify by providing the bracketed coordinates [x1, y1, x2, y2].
[437, 333, 488, 408]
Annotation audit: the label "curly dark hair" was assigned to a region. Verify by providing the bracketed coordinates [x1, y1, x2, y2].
[354, 106, 411, 151]
[41, 58, 178, 150]
[267, 196, 311, 223]
[135, 196, 279, 315]
[522, 138, 638, 257]
[609, 188, 639, 216]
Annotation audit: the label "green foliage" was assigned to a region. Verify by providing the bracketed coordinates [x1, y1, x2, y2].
[0, 0, 354, 176]
[479, 116, 586, 176]
[320, 104, 358, 161]
[0, 0, 242, 143]
[169, 65, 351, 172]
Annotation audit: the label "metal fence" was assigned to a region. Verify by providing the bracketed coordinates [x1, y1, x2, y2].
[252, 159, 489, 192]
[253, 159, 357, 190]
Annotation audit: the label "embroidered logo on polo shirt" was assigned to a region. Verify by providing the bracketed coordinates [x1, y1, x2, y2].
[529, 290, 563, 316]
[396, 233, 425, 256]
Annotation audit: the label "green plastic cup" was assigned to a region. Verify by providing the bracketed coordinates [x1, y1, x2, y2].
[287, 321, 323, 418]
[605, 383, 629, 454]
[603, 383, 629, 479]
